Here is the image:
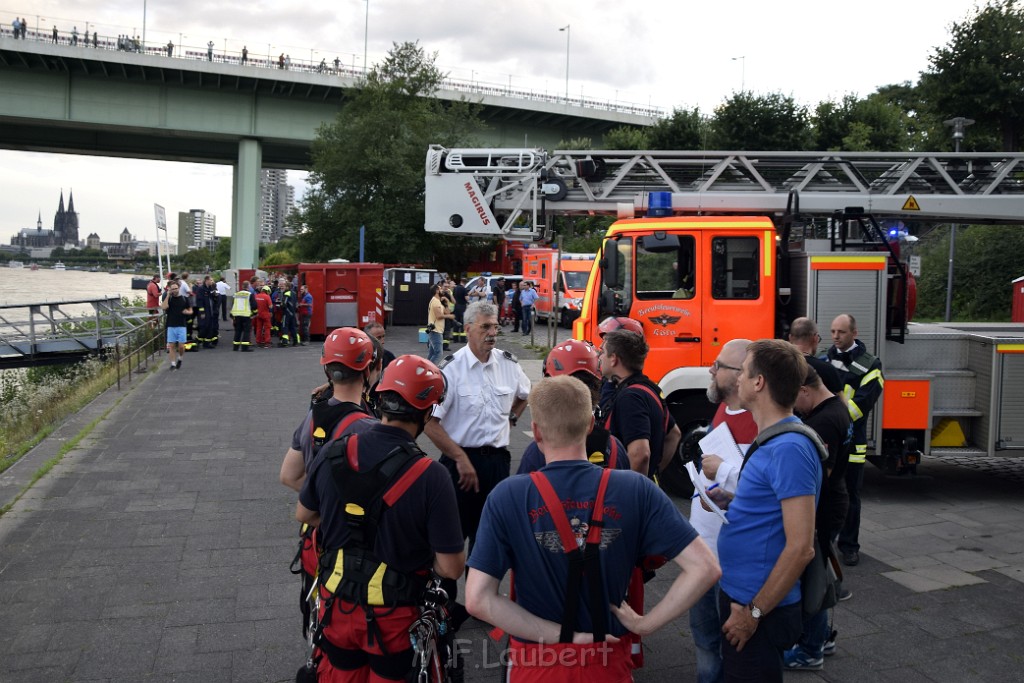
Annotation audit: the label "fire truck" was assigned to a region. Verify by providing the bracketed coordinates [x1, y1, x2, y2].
[521, 249, 596, 327]
[425, 146, 1024, 494]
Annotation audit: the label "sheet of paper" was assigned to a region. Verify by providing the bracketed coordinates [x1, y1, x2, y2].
[697, 423, 744, 461]
[684, 461, 729, 524]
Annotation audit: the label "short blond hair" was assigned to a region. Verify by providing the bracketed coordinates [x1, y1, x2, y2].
[528, 376, 592, 449]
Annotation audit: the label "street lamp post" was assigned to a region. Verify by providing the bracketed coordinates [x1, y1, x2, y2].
[732, 55, 745, 92]
[142, 0, 147, 51]
[559, 25, 570, 103]
[363, 0, 369, 72]
[943, 116, 975, 322]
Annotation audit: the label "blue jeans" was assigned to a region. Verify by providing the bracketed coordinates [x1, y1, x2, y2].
[521, 305, 533, 334]
[690, 584, 724, 683]
[426, 331, 443, 364]
[798, 608, 830, 658]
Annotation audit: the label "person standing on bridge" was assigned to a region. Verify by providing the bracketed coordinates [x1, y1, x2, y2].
[71, 26, 78, 46]
[241, 46, 248, 64]
[166, 41, 173, 57]
[161, 281, 192, 371]
[93, 31, 97, 48]
[52, 25, 58, 43]
[206, 40, 214, 61]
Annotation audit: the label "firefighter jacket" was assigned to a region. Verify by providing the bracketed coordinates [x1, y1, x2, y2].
[231, 289, 256, 318]
[827, 339, 884, 464]
[281, 290, 297, 318]
[195, 284, 217, 318]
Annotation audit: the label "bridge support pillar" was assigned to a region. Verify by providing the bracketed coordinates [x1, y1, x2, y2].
[231, 138, 262, 269]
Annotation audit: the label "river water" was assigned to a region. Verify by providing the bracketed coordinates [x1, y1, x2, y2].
[0, 268, 150, 309]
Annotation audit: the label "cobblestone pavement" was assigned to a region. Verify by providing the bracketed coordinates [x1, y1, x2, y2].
[1, 322, 1022, 682]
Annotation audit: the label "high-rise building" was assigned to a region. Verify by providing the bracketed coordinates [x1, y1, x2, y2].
[177, 209, 216, 254]
[259, 169, 295, 243]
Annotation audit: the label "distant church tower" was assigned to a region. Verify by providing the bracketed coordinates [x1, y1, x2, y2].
[52, 190, 81, 246]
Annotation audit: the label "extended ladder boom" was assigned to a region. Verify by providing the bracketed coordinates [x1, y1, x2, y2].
[424, 145, 1024, 239]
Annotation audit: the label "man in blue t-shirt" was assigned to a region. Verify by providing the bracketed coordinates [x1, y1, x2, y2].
[466, 376, 720, 682]
[711, 339, 822, 683]
[518, 280, 538, 335]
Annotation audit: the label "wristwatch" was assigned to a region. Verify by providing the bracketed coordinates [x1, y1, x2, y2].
[509, 414, 518, 427]
[748, 603, 763, 620]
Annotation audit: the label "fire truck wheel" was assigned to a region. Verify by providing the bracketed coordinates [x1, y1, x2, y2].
[660, 394, 716, 498]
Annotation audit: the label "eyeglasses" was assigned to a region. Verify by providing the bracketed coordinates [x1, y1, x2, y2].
[711, 360, 743, 372]
[373, 334, 386, 341]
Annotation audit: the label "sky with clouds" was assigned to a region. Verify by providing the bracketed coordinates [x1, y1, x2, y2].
[4, 0, 979, 244]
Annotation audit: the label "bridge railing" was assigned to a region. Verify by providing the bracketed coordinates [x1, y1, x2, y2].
[0, 297, 153, 369]
[1, 21, 664, 118]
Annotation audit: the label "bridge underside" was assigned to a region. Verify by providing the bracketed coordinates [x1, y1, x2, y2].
[0, 41, 652, 267]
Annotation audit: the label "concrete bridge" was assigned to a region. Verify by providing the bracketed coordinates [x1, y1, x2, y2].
[0, 37, 656, 269]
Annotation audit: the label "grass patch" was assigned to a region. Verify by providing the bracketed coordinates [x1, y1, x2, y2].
[0, 400, 119, 519]
[0, 331, 162, 473]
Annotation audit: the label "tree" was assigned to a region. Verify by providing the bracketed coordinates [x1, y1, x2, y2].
[712, 92, 813, 150]
[601, 125, 650, 150]
[213, 237, 231, 270]
[647, 107, 710, 150]
[557, 136, 593, 149]
[812, 93, 911, 151]
[914, 225, 1024, 321]
[918, 0, 1024, 151]
[296, 42, 484, 264]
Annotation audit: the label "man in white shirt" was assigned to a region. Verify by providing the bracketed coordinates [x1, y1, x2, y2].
[215, 277, 232, 321]
[424, 301, 531, 622]
[689, 338, 756, 683]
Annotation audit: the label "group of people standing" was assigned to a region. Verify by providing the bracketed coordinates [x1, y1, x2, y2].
[278, 301, 883, 682]
[9, 17, 28, 39]
[148, 272, 315, 364]
[425, 276, 541, 363]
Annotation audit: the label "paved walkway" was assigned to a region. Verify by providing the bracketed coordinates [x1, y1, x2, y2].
[1, 323, 1023, 682]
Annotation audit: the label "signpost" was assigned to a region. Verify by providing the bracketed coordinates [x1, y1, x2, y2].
[154, 204, 171, 279]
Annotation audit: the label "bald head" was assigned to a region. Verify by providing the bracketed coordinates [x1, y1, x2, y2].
[830, 313, 857, 351]
[708, 338, 752, 406]
[788, 317, 821, 354]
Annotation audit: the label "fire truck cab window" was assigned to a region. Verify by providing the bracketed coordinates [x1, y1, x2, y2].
[711, 236, 759, 300]
[635, 235, 696, 300]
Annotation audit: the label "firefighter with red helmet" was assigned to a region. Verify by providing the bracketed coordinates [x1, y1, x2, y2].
[517, 340, 629, 474]
[598, 316, 644, 337]
[281, 328, 382, 651]
[296, 355, 465, 682]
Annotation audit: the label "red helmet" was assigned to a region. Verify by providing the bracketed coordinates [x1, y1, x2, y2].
[598, 316, 643, 337]
[377, 355, 447, 410]
[545, 340, 601, 380]
[321, 328, 377, 371]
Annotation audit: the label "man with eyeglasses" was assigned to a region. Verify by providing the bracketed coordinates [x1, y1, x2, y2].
[788, 317, 844, 396]
[688, 339, 758, 683]
[424, 301, 531, 627]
